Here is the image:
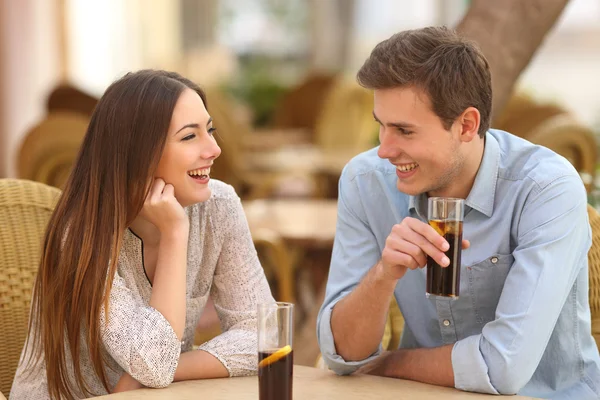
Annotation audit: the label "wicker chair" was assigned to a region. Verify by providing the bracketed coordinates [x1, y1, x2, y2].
[0, 179, 61, 395]
[314, 76, 378, 153]
[46, 84, 98, 117]
[587, 205, 600, 349]
[18, 112, 88, 189]
[495, 95, 598, 192]
[271, 73, 337, 136]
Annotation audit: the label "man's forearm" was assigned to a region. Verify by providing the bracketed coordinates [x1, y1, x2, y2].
[173, 349, 229, 381]
[387, 345, 455, 387]
[330, 260, 398, 361]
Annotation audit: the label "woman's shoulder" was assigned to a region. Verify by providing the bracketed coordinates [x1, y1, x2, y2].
[206, 179, 239, 202]
[187, 179, 242, 221]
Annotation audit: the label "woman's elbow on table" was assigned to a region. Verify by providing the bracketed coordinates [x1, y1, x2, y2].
[128, 346, 180, 388]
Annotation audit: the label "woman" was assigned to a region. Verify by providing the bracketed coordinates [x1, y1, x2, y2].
[10, 70, 275, 399]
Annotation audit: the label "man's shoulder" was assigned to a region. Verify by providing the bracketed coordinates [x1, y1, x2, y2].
[491, 129, 582, 192]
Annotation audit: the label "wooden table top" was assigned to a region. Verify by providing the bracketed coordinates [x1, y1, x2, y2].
[243, 199, 338, 247]
[98, 365, 538, 399]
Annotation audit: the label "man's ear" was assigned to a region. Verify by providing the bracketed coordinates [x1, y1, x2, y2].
[455, 107, 481, 142]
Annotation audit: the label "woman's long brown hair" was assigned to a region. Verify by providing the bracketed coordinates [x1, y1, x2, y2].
[23, 70, 207, 399]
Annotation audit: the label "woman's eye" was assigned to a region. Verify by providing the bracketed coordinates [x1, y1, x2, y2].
[182, 134, 196, 141]
[208, 127, 217, 136]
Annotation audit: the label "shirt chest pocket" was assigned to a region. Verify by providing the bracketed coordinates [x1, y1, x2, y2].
[466, 254, 514, 325]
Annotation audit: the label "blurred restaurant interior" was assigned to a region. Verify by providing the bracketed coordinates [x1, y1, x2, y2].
[1, 0, 600, 395]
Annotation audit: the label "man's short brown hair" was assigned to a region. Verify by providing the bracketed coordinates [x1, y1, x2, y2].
[357, 26, 492, 138]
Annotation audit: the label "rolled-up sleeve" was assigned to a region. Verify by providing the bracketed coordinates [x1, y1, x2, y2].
[317, 165, 385, 374]
[452, 175, 591, 394]
[198, 192, 275, 377]
[100, 273, 181, 388]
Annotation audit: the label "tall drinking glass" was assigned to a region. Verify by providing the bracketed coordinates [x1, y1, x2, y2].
[426, 197, 464, 299]
[257, 302, 294, 400]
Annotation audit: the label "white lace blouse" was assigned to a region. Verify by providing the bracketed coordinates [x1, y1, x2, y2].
[10, 180, 275, 399]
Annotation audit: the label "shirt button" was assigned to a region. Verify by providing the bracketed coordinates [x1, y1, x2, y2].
[491, 256, 498, 264]
[443, 319, 451, 327]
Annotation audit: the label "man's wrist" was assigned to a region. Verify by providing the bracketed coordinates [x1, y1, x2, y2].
[380, 350, 401, 378]
[371, 260, 402, 287]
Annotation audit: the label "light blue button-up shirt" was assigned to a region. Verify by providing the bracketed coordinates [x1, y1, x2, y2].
[317, 130, 600, 399]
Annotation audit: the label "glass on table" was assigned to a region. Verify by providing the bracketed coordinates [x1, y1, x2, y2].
[257, 302, 294, 400]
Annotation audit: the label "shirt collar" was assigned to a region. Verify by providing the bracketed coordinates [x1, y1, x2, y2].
[408, 131, 499, 219]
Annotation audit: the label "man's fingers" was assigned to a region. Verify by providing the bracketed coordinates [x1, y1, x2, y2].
[403, 229, 449, 267]
[382, 247, 421, 270]
[405, 218, 449, 252]
[386, 236, 427, 267]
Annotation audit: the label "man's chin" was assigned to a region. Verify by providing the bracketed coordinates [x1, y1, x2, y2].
[396, 180, 424, 196]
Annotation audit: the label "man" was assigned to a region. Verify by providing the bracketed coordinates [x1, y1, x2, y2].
[317, 26, 600, 399]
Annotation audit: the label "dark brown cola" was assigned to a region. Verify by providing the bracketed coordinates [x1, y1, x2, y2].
[426, 220, 463, 298]
[258, 350, 293, 400]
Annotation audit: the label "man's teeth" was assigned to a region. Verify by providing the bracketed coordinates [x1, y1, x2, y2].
[188, 167, 211, 177]
[396, 163, 418, 172]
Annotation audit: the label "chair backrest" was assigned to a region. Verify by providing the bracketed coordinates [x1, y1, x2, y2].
[46, 84, 99, 117]
[18, 112, 88, 189]
[494, 94, 597, 192]
[271, 73, 337, 134]
[0, 179, 61, 394]
[527, 115, 598, 192]
[586, 204, 600, 349]
[314, 76, 378, 153]
[494, 93, 566, 139]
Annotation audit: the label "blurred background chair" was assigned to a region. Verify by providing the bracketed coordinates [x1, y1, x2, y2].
[586, 204, 600, 349]
[314, 76, 378, 154]
[46, 84, 98, 117]
[495, 94, 598, 191]
[0, 179, 61, 395]
[271, 73, 337, 139]
[18, 112, 88, 189]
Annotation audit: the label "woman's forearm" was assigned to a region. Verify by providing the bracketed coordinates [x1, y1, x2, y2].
[114, 350, 229, 392]
[149, 228, 189, 339]
[173, 349, 229, 381]
[113, 372, 144, 393]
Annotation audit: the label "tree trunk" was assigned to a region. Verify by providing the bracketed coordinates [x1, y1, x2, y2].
[308, 0, 355, 73]
[456, 0, 570, 121]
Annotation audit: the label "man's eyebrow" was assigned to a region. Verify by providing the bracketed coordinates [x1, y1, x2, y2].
[372, 111, 416, 128]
